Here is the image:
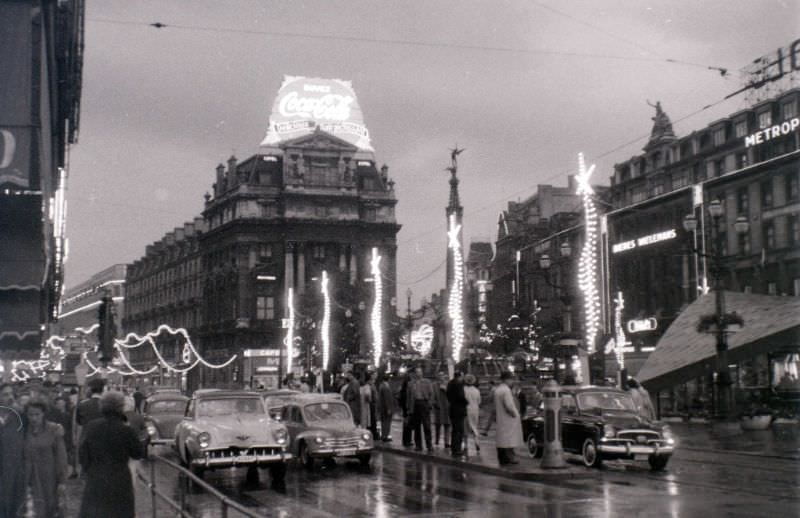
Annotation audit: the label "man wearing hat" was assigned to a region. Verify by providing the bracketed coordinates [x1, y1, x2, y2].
[492, 371, 523, 465]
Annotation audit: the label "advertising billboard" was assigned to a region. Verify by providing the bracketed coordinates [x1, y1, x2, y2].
[260, 76, 373, 151]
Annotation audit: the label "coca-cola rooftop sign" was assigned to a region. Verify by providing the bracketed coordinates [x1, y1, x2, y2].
[260, 76, 373, 151]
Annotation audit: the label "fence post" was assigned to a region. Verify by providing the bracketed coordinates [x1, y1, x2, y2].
[150, 460, 157, 518]
[221, 500, 228, 518]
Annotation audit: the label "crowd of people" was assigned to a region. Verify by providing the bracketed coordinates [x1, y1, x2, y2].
[0, 378, 146, 518]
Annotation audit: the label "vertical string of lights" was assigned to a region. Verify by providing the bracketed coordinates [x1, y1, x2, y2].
[447, 214, 464, 362]
[612, 291, 629, 369]
[286, 287, 295, 374]
[576, 153, 600, 356]
[370, 247, 383, 368]
[320, 272, 331, 371]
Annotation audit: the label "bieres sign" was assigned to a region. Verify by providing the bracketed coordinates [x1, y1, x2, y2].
[612, 229, 677, 254]
[261, 76, 373, 151]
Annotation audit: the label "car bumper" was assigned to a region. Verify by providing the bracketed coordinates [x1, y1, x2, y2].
[149, 437, 172, 445]
[598, 442, 674, 456]
[192, 451, 292, 468]
[310, 446, 373, 458]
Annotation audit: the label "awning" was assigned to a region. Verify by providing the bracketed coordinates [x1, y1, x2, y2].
[637, 291, 800, 392]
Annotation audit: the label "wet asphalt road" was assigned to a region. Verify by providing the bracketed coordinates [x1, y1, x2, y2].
[139, 446, 799, 517]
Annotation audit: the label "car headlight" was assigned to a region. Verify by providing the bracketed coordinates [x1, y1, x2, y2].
[314, 436, 324, 444]
[362, 432, 372, 441]
[273, 428, 288, 445]
[662, 426, 676, 445]
[197, 432, 211, 448]
[603, 426, 616, 439]
[146, 423, 157, 436]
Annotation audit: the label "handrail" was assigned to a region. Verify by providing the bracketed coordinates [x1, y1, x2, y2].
[136, 454, 267, 518]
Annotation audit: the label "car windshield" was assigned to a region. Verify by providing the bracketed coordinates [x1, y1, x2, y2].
[197, 397, 263, 417]
[577, 392, 636, 413]
[303, 402, 351, 423]
[148, 400, 185, 413]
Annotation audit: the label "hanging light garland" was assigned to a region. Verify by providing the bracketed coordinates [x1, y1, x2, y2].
[320, 271, 331, 371]
[612, 291, 629, 369]
[286, 287, 295, 374]
[370, 247, 383, 368]
[447, 214, 465, 362]
[576, 153, 600, 355]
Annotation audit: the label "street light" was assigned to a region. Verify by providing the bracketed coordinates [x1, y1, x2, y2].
[684, 199, 749, 421]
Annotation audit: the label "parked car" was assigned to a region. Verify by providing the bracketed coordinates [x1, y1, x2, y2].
[261, 389, 301, 420]
[280, 394, 374, 469]
[522, 386, 675, 470]
[143, 392, 189, 450]
[174, 390, 291, 485]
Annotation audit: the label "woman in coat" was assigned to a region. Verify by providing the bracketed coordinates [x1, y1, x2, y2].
[79, 391, 145, 518]
[431, 373, 451, 448]
[359, 376, 373, 429]
[23, 399, 68, 517]
[492, 371, 523, 465]
[463, 374, 482, 454]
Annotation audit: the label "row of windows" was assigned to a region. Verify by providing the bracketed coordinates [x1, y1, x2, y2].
[736, 173, 799, 214]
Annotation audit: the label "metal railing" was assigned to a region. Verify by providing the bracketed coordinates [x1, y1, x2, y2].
[136, 455, 266, 518]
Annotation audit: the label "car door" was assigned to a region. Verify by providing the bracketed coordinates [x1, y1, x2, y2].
[177, 398, 195, 458]
[560, 394, 580, 453]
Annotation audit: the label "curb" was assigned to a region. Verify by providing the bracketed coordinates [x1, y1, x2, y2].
[374, 443, 587, 482]
[680, 446, 800, 461]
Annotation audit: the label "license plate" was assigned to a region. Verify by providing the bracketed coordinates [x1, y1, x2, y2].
[634, 454, 649, 461]
[338, 449, 356, 456]
[236, 455, 256, 463]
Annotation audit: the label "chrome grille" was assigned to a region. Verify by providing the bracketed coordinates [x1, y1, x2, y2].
[617, 430, 661, 443]
[323, 437, 360, 448]
[206, 446, 281, 459]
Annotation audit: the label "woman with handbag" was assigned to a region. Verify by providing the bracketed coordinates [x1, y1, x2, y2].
[22, 399, 69, 517]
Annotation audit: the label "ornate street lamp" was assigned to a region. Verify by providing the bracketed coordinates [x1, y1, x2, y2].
[684, 199, 749, 421]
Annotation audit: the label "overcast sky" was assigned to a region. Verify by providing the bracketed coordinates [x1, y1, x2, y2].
[65, 0, 798, 309]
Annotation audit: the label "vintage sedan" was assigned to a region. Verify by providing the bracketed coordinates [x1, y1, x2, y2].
[280, 394, 373, 468]
[522, 386, 675, 470]
[261, 389, 301, 420]
[174, 390, 291, 484]
[142, 392, 189, 449]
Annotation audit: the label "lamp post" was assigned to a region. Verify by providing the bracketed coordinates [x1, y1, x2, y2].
[406, 288, 413, 352]
[683, 199, 749, 421]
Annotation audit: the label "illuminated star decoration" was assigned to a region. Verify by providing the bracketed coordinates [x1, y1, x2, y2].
[448, 214, 465, 362]
[411, 324, 434, 357]
[370, 248, 383, 368]
[612, 291, 630, 369]
[320, 271, 331, 371]
[576, 153, 600, 356]
[286, 287, 295, 374]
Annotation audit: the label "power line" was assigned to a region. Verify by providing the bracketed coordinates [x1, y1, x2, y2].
[87, 17, 728, 73]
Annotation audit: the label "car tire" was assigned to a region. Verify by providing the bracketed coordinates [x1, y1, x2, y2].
[648, 454, 669, 471]
[527, 434, 542, 459]
[358, 453, 371, 467]
[270, 462, 287, 483]
[581, 438, 603, 468]
[300, 443, 316, 470]
[245, 466, 260, 485]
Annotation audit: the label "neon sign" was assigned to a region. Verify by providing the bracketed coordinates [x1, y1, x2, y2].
[261, 76, 373, 151]
[612, 229, 677, 254]
[744, 117, 799, 148]
[627, 318, 658, 333]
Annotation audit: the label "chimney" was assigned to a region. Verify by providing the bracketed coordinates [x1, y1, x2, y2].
[227, 155, 238, 188]
[567, 174, 576, 191]
[215, 164, 225, 195]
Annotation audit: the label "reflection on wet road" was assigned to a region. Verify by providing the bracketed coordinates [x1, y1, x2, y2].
[141, 447, 799, 517]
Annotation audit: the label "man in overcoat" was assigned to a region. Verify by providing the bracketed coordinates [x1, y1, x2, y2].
[446, 371, 468, 457]
[492, 371, 523, 465]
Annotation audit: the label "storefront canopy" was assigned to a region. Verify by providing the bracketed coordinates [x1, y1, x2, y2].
[637, 291, 800, 392]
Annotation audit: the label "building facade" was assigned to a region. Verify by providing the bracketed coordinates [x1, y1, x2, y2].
[0, 0, 84, 356]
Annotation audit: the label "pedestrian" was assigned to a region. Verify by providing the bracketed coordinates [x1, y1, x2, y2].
[49, 397, 75, 477]
[132, 386, 145, 413]
[432, 372, 451, 448]
[513, 382, 528, 417]
[366, 372, 379, 439]
[75, 378, 106, 447]
[407, 367, 434, 452]
[398, 370, 413, 447]
[22, 399, 68, 518]
[463, 374, 481, 454]
[0, 383, 25, 518]
[377, 373, 395, 441]
[492, 371, 523, 465]
[79, 391, 146, 518]
[359, 374, 373, 430]
[343, 371, 362, 425]
[446, 371, 468, 457]
[627, 378, 656, 421]
[299, 377, 311, 393]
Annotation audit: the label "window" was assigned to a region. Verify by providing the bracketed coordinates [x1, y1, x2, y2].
[365, 207, 378, 221]
[764, 221, 775, 249]
[734, 120, 748, 138]
[738, 231, 751, 255]
[782, 102, 797, 120]
[714, 158, 726, 177]
[631, 188, 647, 203]
[786, 173, 799, 202]
[758, 110, 772, 129]
[256, 296, 275, 320]
[313, 244, 325, 259]
[259, 244, 273, 259]
[672, 171, 688, 189]
[789, 215, 799, 246]
[737, 152, 749, 169]
[767, 282, 778, 295]
[761, 180, 774, 208]
[713, 128, 726, 146]
[737, 187, 749, 215]
[692, 162, 704, 183]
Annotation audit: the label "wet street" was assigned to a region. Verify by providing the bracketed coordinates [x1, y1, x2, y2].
[125, 445, 799, 517]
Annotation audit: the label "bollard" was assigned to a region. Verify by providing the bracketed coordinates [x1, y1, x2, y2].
[540, 379, 567, 469]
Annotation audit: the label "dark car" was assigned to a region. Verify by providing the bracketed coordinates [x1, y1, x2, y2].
[260, 389, 301, 420]
[522, 386, 675, 470]
[143, 392, 189, 448]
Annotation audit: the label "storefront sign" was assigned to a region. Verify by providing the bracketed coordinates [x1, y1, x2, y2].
[627, 318, 658, 333]
[612, 229, 677, 254]
[243, 348, 280, 358]
[261, 76, 373, 151]
[744, 117, 800, 148]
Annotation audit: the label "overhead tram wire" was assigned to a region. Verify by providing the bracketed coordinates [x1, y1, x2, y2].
[87, 18, 729, 74]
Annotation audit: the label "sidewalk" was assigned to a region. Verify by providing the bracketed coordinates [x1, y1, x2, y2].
[374, 417, 588, 481]
[667, 420, 800, 459]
